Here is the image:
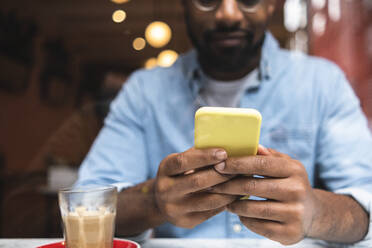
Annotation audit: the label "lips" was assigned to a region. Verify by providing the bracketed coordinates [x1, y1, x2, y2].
[208, 31, 250, 47]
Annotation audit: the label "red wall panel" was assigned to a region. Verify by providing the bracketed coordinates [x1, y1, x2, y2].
[308, 0, 372, 128]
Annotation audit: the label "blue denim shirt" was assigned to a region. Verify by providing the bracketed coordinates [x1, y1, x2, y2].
[76, 33, 372, 243]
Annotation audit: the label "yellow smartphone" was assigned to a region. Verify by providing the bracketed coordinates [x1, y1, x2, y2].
[194, 107, 262, 157]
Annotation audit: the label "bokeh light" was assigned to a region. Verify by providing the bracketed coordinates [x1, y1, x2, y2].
[145, 21, 172, 48]
[111, 0, 130, 3]
[312, 0, 326, 9]
[112, 10, 126, 23]
[312, 12, 327, 36]
[133, 37, 146, 51]
[157, 50, 178, 67]
[144, 57, 158, 69]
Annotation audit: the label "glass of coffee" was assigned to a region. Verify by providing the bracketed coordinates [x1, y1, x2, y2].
[58, 186, 118, 248]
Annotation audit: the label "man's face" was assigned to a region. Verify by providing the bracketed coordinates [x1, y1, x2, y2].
[183, 0, 275, 73]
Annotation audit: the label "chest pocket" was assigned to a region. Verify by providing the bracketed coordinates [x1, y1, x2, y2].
[260, 126, 315, 161]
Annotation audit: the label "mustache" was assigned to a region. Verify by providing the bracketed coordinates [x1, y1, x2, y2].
[204, 27, 255, 41]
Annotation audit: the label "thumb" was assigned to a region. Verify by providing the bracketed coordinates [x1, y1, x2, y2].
[257, 144, 271, 155]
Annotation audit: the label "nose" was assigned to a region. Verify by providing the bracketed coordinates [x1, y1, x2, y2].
[215, 0, 244, 27]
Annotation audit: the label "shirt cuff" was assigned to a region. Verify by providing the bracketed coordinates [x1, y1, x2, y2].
[334, 187, 372, 247]
[111, 182, 134, 192]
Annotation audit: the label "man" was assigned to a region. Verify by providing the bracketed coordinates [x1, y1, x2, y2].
[76, 0, 372, 245]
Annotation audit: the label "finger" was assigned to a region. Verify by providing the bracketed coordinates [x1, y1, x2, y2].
[267, 148, 291, 159]
[257, 146, 289, 159]
[176, 206, 226, 229]
[257, 145, 271, 155]
[180, 192, 236, 212]
[228, 200, 286, 222]
[160, 148, 227, 176]
[171, 167, 234, 195]
[215, 156, 295, 177]
[210, 177, 289, 200]
[239, 217, 285, 243]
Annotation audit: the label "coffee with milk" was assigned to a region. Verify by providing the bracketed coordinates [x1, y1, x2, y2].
[63, 206, 115, 248]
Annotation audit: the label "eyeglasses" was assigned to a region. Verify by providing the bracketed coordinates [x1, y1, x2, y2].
[191, 0, 261, 13]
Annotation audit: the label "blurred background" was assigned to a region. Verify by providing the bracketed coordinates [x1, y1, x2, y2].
[0, 0, 371, 238]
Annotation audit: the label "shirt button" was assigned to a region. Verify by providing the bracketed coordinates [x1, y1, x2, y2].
[233, 224, 242, 233]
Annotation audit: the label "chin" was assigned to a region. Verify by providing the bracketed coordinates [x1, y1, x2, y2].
[206, 47, 249, 70]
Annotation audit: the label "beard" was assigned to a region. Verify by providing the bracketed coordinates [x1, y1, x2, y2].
[185, 19, 265, 73]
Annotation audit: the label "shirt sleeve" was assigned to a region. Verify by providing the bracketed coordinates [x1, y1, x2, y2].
[316, 67, 372, 244]
[75, 71, 150, 190]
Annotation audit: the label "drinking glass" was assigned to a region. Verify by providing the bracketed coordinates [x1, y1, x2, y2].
[59, 186, 118, 248]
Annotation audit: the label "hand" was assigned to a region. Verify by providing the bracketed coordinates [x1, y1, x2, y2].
[154, 148, 237, 229]
[211, 146, 317, 245]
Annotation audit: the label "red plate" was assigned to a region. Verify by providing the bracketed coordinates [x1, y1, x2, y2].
[37, 239, 140, 248]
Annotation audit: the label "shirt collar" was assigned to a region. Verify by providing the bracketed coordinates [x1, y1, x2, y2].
[181, 31, 280, 98]
[260, 31, 279, 80]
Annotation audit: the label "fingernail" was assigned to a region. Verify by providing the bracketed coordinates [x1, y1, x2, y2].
[184, 169, 195, 175]
[215, 150, 227, 160]
[215, 162, 225, 171]
[259, 144, 270, 155]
